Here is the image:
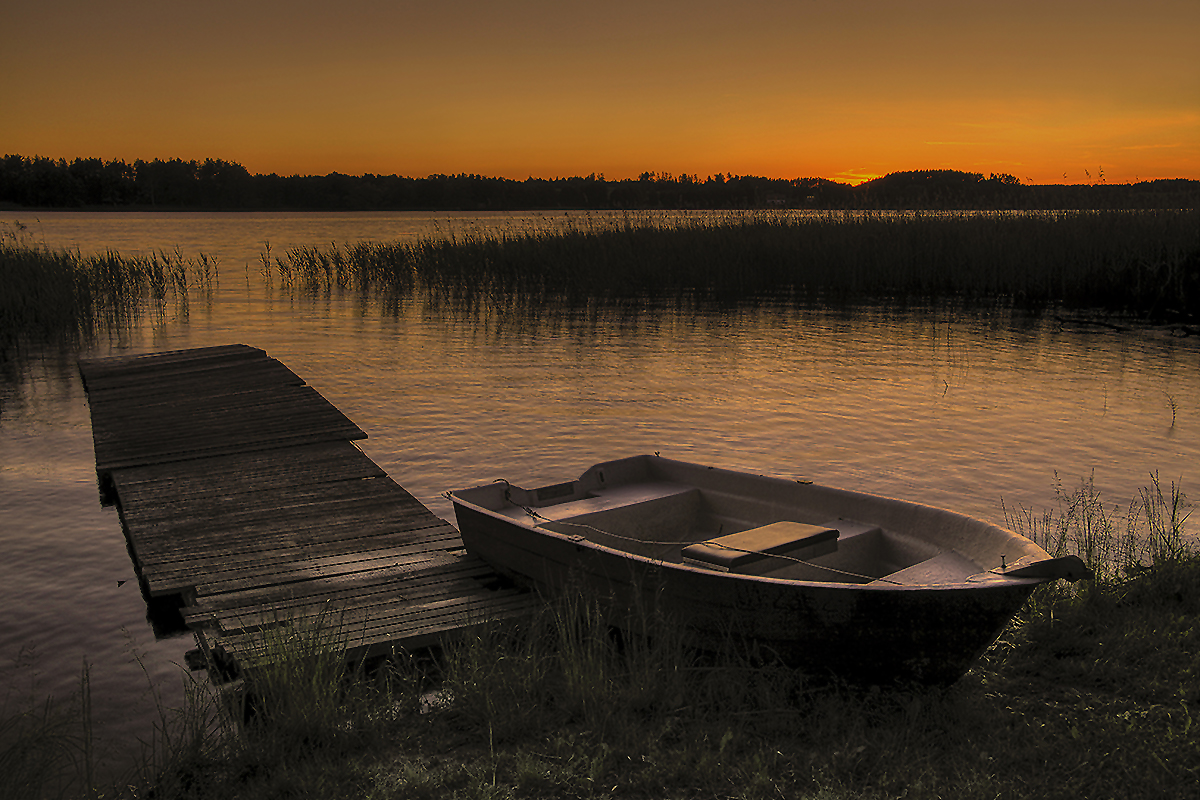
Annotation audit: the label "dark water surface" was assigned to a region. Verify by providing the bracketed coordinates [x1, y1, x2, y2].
[2, 211, 1197, 778]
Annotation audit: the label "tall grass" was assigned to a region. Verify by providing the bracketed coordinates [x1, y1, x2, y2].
[0, 662, 93, 800]
[1004, 471, 1193, 580]
[0, 222, 217, 349]
[227, 606, 380, 755]
[438, 585, 709, 746]
[267, 210, 1200, 318]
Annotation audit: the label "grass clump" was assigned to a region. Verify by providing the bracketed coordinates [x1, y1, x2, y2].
[1005, 471, 1193, 581]
[0, 222, 217, 350]
[0, 661, 97, 800]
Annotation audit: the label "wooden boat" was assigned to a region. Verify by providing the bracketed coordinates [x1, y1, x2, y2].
[448, 454, 1090, 684]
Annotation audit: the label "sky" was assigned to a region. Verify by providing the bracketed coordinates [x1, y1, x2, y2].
[3, 0, 1198, 185]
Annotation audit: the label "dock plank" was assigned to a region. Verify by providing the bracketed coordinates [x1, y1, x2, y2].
[178, 538, 470, 594]
[137, 527, 465, 580]
[78, 344, 268, 385]
[191, 564, 505, 630]
[138, 522, 460, 597]
[123, 501, 452, 557]
[217, 592, 537, 664]
[197, 554, 490, 610]
[111, 443, 389, 500]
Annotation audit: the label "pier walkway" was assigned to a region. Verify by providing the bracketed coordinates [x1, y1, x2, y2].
[79, 344, 534, 671]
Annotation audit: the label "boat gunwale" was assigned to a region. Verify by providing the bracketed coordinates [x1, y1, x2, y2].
[448, 486, 1050, 593]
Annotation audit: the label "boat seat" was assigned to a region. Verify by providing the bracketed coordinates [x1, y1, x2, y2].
[528, 481, 698, 522]
[867, 550, 981, 586]
[682, 521, 839, 573]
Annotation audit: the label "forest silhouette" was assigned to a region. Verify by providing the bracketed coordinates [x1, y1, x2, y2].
[2, 155, 1196, 211]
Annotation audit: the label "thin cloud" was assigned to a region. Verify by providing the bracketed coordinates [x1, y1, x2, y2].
[1121, 143, 1182, 150]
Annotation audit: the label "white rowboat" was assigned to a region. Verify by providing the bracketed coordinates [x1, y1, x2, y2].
[449, 454, 1089, 683]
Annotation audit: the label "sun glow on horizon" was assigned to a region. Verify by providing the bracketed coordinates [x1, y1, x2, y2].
[2, 1, 1197, 186]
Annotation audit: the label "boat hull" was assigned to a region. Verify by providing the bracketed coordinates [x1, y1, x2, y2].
[450, 455, 1068, 684]
[454, 503, 1038, 684]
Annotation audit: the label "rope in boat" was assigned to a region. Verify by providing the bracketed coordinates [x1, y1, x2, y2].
[517, 504, 900, 585]
[451, 481, 900, 584]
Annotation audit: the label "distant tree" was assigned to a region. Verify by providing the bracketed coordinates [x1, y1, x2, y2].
[134, 158, 200, 206]
[197, 159, 252, 208]
[1, 154, 1197, 211]
[66, 158, 137, 205]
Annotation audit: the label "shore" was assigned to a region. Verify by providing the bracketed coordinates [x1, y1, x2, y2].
[5, 474, 1195, 800]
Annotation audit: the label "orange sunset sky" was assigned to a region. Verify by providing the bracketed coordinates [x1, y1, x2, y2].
[4, 0, 1198, 185]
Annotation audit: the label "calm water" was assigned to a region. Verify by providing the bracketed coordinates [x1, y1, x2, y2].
[2, 211, 1197, 778]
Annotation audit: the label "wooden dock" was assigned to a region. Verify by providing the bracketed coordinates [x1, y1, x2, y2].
[79, 344, 535, 671]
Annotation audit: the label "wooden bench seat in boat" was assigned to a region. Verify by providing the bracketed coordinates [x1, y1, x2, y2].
[524, 481, 699, 522]
[866, 550, 982, 586]
[682, 521, 840, 573]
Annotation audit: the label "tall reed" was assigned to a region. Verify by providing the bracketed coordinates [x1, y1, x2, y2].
[268, 210, 1200, 317]
[1140, 471, 1193, 562]
[0, 223, 217, 348]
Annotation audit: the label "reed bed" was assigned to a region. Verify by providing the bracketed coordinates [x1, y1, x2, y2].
[0, 223, 217, 349]
[6, 473, 1192, 800]
[267, 210, 1200, 319]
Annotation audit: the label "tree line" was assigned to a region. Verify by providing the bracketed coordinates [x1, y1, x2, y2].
[2, 154, 1196, 211]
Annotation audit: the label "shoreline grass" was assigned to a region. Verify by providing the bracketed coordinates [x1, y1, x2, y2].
[268, 209, 1200, 321]
[4, 473, 1193, 799]
[1004, 471, 1193, 582]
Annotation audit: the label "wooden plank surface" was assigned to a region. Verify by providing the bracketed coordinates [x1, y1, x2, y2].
[215, 591, 538, 665]
[78, 344, 269, 385]
[80, 344, 365, 476]
[79, 345, 536, 673]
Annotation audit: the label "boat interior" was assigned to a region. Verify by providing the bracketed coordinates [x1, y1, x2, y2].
[478, 477, 990, 586]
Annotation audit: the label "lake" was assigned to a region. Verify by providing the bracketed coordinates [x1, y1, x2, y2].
[2, 210, 1196, 780]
